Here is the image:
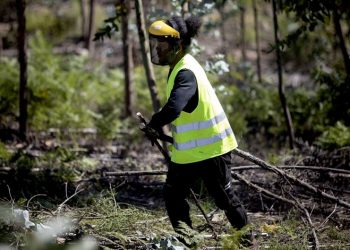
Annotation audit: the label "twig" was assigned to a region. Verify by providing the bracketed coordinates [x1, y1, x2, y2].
[54, 184, 84, 215]
[288, 194, 320, 250]
[233, 148, 350, 209]
[232, 171, 321, 247]
[26, 194, 47, 211]
[7, 185, 14, 209]
[317, 204, 337, 231]
[105, 169, 167, 176]
[65, 182, 68, 199]
[231, 172, 294, 205]
[233, 165, 350, 175]
[190, 189, 218, 239]
[109, 183, 118, 208]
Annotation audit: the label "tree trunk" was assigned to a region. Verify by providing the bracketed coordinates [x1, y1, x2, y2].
[218, 6, 226, 50]
[181, 0, 189, 18]
[272, 0, 294, 149]
[240, 5, 247, 62]
[0, 36, 2, 58]
[80, 0, 87, 40]
[16, 0, 28, 141]
[252, 0, 262, 82]
[85, 0, 95, 52]
[240, 3, 246, 63]
[239, 1, 248, 80]
[121, 0, 134, 117]
[333, 9, 350, 77]
[135, 0, 161, 112]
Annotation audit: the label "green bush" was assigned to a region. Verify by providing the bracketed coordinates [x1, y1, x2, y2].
[26, 3, 79, 43]
[316, 121, 350, 149]
[314, 70, 350, 126]
[0, 142, 11, 162]
[0, 57, 19, 126]
[0, 32, 124, 140]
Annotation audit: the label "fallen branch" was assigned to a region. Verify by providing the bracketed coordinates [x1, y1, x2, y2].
[232, 165, 350, 175]
[102, 165, 350, 177]
[2, 164, 349, 176]
[104, 170, 167, 176]
[232, 171, 320, 249]
[233, 148, 350, 209]
[231, 172, 294, 205]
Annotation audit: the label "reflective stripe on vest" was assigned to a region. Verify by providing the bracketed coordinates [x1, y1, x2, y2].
[171, 111, 227, 133]
[174, 127, 233, 150]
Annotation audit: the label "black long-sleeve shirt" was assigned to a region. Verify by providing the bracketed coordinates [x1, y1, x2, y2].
[149, 69, 198, 130]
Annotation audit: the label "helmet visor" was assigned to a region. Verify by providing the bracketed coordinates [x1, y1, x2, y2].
[149, 36, 172, 65]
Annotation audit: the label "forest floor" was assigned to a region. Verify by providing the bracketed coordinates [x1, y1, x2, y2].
[1, 130, 350, 249]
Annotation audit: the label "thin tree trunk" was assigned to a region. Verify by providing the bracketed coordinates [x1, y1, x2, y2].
[240, 4, 246, 63]
[135, 0, 161, 112]
[252, 0, 262, 82]
[121, 0, 134, 117]
[181, 0, 189, 18]
[218, 6, 226, 50]
[0, 36, 2, 58]
[80, 0, 87, 40]
[272, 0, 294, 149]
[333, 9, 350, 77]
[85, 0, 95, 52]
[16, 0, 28, 140]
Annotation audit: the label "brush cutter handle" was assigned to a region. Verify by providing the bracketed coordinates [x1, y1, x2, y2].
[136, 112, 173, 143]
[136, 112, 171, 161]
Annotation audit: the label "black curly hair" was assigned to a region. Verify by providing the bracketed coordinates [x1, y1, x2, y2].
[166, 16, 201, 50]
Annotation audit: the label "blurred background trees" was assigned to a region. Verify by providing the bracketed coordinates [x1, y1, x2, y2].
[0, 0, 349, 151]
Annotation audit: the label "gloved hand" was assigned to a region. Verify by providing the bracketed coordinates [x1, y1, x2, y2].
[139, 123, 160, 146]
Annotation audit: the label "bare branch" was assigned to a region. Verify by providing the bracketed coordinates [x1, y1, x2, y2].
[233, 148, 350, 209]
[26, 194, 47, 211]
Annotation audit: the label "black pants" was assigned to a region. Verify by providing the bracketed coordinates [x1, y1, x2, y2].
[164, 151, 248, 230]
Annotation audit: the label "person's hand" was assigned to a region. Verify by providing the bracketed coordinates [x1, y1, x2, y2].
[140, 124, 159, 146]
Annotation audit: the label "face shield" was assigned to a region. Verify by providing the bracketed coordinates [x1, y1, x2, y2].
[148, 20, 181, 66]
[149, 36, 173, 65]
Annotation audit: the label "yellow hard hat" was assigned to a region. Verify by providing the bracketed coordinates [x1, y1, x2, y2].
[148, 20, 180, 39]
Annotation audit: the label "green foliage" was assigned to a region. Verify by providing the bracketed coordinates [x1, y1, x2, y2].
[94, 2, 127, 41]
[26, 3, 79, 43]
[221, 225, 252, 250]
[0, 142, 11, 162]
[11, 151, 36, 171]
[324, 227, 349, 242]
[316, 121, 350, 149]
[0, 57, 20, 125]
[82, 191, 162, 236]
[314, 70, 350, 126]
[0, 32, 124, 140]
[209, 63, 350, 149]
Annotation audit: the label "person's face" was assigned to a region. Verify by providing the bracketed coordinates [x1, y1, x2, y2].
[149, 36, 178, 66]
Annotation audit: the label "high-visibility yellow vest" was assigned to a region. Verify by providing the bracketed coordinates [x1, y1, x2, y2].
[167, 54, 238, 164]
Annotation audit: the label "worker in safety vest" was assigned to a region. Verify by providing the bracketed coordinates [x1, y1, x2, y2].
[147, 16, 249, 245]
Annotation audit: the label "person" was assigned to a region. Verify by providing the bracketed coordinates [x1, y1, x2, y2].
[147, 16, 249, 244]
